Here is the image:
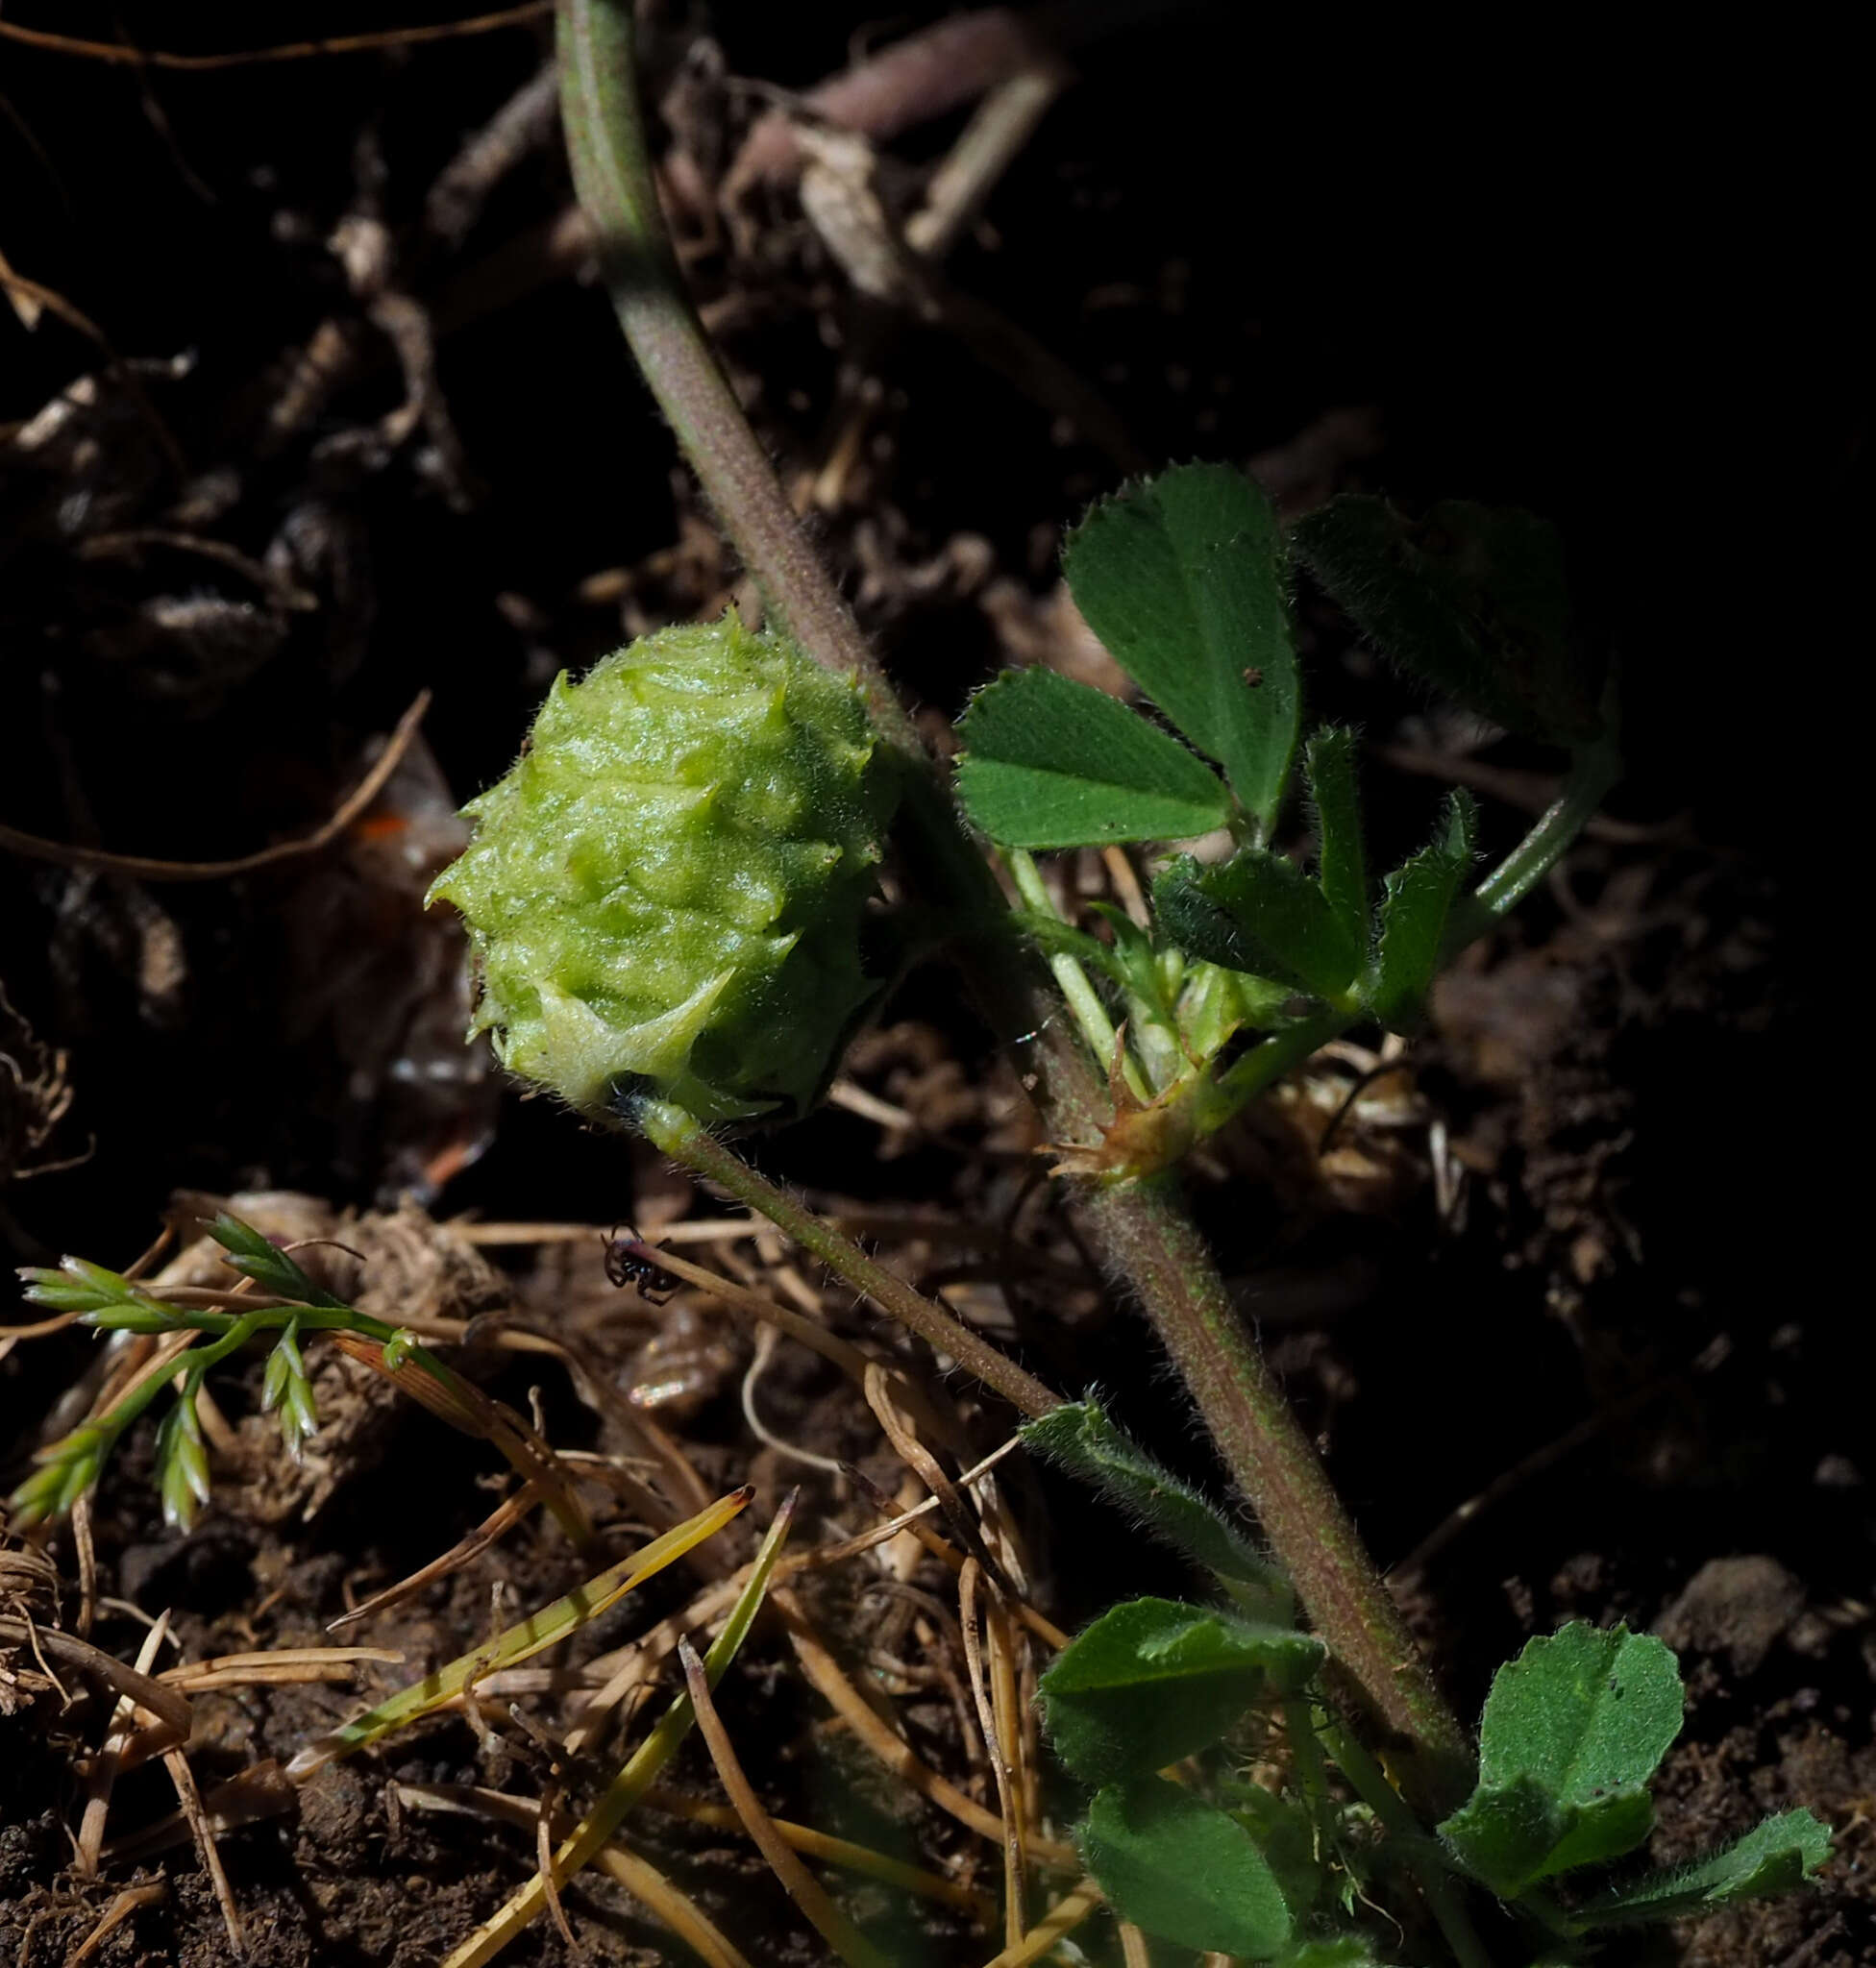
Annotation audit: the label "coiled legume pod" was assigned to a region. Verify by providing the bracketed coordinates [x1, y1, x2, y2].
[429, 614, 894, 1123]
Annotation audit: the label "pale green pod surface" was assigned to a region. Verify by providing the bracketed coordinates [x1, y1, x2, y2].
[429, 615, 895, 1123]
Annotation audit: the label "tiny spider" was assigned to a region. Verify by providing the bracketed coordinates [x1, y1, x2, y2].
[602, 1224, 679, 1305]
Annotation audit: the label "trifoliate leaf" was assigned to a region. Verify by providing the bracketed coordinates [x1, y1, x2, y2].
[1439, 1622, 1685, 1894]
[1065, 464, 1300, 832]
[1292, 496, 1601, 746]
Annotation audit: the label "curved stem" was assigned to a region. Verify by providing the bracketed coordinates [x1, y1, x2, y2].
[556, 0, 1471, 1781]
[1006, 849, 1149, 1102]
[1319, 1710, 1496, 1968]
[631, 1096, 1062, 1421]
[555, 0, 904, 748]
[1460, 740, 1621, 931]
[1080, 1171, 1469, 1789]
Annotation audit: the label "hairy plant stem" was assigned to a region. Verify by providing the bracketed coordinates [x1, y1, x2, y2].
[1006, 849, 1148, 1102]
[1317, 1709, 1495, 1968]
[1462, 738, 1622, 927]
[1078, 1169, 1466, 1786]
[557, 0, 1469, 1777]
[632, 1096, 1061, 1420]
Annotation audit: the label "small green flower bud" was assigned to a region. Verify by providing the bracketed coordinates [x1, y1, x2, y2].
[8, 1442, 88, 1529]
[158, 1395, 210, 1532]
[263, 1322, 319, 1456]
[261, 1336, 293, 1414]
[429, 615, 895, 1123]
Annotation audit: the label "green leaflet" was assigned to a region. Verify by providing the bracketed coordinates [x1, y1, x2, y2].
[1575, 1808, 1833, 1927]
[1154, 847, 1360, 1000]
[1040, 1596, 1321, 1784]
[1439, 1622, 1684, 1895]
[1305, 726, 1369, 953]
[1292, 495, 1601, 746]
[1083, 1775, 1294, 1957]
[1368, 789, 1476, 1031]
[1065, 463, 1300, 833]
[1019, 1402, 1289, 1611]
[955, 667, 1231, 849]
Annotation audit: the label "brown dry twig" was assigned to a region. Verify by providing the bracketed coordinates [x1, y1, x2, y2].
[0, 5, 550, 69]
[398, 1784, 756, 1966]
[62, 1881, 168, 1968]
[679, 1636, 894, 1968]
[0, 265, 187, 472]
[723, 9, 1050, 199]
[328, 1482, 546, 1633]
[0, 692, 432, 882]
[0, 1615, 190, 1742]
[162, 1735, 245, 1956]
[770, 1587, 1076, 1868]
[76, 1611, 172, 1878]
[959, 1558, 1026, 1947]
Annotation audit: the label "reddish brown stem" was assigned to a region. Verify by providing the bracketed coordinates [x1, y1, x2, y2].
[555, 0, 1468, 1786]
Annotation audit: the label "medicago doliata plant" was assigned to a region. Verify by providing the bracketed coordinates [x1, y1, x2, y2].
[400, 408, 1826, 1962]
[7, 480, 1829, 1966]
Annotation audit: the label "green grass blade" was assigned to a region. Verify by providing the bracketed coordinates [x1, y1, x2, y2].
[287, 1486, 753, 1776]
[439, 1490, 799, 1968]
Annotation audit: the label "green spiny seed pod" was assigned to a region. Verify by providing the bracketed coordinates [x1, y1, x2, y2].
[428, 614, 896, 1124]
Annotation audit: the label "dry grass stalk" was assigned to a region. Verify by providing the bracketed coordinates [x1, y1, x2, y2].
[640, 1785, 997, 1919]
[327, 1480, 546, 1632]
[76, 1611, 171, 1877]
[865, 1364, 995, 1572]
[960, 1559, 1025, 1946]
[397, 1784, 754, 1968]
[0, 1614, 190, 1742]
[680, 1636, 894, 1968]
[437, 1492, 799, 1968]
[162, 1734, 245, 1956]
[976, 1882, 1104, 1967]
[481, 1324, 717, 1525]
[325, 1329, 597, 1553]
[838, 1460, 1069, 1652]
[61, 1879, 167, 1968]
[288, 1486, 752, 1777]
[159, 1645, 402, 1691]
[592, 1837, 753, 1968]
[771, 1588, 1076, 1869]
[69, 1493, 96, 1638]
[103, 1760, 297, 1865]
